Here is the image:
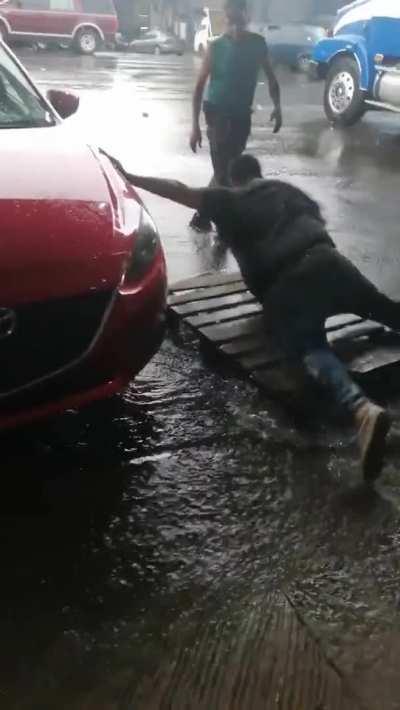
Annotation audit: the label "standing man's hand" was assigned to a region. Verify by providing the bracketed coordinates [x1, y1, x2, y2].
[262, 49, 282, 135]
[270, 106, 282, 134]
[191, 46, 210, 155]
[190, 125, 202, 153]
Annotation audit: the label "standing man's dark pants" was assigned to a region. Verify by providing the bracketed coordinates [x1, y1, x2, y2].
[264, 245, 400, 413]
[204, 103, 251, 186]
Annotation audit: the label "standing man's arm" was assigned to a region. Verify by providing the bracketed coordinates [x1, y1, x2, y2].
[262, 51, 282, 134]
[190, 46, 211, 153]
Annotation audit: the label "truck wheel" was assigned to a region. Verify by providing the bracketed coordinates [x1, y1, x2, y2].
[75, 28, 99, 55]
[324, 56, 366, 127]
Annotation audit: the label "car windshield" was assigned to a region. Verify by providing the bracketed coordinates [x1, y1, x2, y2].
[0, 45, 55, 129]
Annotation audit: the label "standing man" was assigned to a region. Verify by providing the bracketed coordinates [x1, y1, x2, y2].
[189, 0, 282, 231]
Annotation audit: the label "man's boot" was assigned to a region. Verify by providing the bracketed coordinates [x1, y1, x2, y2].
[355, 401, 391, 482]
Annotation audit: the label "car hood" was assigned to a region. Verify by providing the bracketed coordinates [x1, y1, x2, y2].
[0, 126, 141, 305]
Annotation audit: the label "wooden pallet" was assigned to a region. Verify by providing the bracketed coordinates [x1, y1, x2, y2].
[168, 271, 400, 406]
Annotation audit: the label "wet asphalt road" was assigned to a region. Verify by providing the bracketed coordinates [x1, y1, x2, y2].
[2, 49, 400, 709]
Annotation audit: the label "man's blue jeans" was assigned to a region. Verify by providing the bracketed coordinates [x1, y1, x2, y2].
[264, 245, 400, 415]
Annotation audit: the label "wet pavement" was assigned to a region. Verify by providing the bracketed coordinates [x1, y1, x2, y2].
[2, 48, 400, 709]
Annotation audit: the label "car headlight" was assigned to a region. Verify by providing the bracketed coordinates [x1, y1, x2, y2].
[124, 208, 160, 284]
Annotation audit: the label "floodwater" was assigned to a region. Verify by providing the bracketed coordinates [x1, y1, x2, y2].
[2, 49, 400, 709]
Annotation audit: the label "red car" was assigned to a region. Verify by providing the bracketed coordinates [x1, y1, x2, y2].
[0, 0, 117, 54]
[0, 41, 167, 430]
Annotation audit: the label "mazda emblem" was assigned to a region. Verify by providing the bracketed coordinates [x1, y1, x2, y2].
[0, 308, 16, 339]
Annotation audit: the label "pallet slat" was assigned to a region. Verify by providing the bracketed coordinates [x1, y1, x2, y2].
[350, 344, 400, 374]
[200, 314, 263, 344]
[170, 271, 242, 292]
[199, 316, 376, 355]
[235, 324, 385, 372]
[169, 280, 248, 306]
[188, 301, 262, 328]
[222, 324, 386, 374]
[325, 314, 361, 331]
[329, 321, 384, 344]
[173, 290, 255, 316]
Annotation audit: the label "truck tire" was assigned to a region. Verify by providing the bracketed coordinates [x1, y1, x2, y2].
[324, 56, 366, 127]
[75, 27, 99, 55]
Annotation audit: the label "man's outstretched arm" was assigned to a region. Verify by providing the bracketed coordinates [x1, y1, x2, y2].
[124, 173, 203, 210]
[100, 151, 204, 210]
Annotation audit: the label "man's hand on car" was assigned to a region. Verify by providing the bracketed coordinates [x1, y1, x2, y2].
[99, 149, 126, 177]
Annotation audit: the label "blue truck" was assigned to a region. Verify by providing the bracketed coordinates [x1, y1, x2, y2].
[310, 0, 400, 126]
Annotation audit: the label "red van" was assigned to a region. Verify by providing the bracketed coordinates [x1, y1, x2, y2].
[0, 0, 117, 54]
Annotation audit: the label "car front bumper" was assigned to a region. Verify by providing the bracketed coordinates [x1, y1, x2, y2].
[0, 250, 167, 431]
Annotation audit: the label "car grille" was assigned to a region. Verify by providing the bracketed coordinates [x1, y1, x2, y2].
[0, 290, 112, 397]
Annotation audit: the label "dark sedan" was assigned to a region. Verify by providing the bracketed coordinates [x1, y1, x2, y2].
[255, 22, 327, 72]
[130, 30, 185, 56]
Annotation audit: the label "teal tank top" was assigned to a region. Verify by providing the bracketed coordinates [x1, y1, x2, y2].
[205, 32, 267, 115]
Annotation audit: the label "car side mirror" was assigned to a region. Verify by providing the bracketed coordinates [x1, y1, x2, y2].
[46, 89, 79, 119]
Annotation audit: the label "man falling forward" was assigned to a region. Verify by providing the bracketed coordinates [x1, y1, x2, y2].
[104, 151, 394, 482]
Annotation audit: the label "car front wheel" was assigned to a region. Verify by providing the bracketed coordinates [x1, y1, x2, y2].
[75, 28, 99, 55]
[324, 56, 366, 127]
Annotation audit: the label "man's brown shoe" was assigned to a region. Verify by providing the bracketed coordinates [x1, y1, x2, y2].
[355, 402, 391, 482]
